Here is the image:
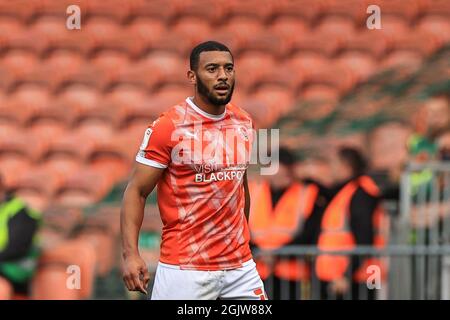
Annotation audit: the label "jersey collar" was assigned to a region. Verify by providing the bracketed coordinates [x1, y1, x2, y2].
[186, 97, 227, 121]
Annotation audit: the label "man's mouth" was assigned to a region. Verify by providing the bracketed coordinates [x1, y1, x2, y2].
[214, 84, 229, 95]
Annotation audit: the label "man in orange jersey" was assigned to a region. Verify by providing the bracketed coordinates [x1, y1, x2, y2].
[121, 41, 267, 300]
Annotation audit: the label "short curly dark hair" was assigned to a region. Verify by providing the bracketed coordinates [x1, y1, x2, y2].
[190, 41, 233, 71]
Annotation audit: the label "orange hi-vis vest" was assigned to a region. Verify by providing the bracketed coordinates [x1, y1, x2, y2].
[315, 176, 388, 283]
[249, 181, 319, 281]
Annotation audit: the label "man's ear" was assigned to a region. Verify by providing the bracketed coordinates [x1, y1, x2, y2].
[187, 70, 196, 85]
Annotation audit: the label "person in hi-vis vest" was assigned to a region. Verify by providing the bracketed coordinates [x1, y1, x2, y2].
[0, 174, 41, 299]
[316, 147, 388, 300]
[248, 147, 327, 300]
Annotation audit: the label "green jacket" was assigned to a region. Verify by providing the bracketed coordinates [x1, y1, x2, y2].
[0, 195, 42, 283]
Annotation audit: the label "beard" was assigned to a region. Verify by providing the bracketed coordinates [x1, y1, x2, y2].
[197, 76, 235, 106]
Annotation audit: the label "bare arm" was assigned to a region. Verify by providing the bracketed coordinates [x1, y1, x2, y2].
[243, 171, 250, 222]
[120, 163, 164, 294]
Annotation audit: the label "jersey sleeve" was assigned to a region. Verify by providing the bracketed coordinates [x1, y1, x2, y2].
[135, 114, 175, 169]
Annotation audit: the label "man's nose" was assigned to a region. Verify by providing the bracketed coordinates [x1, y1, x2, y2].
[217, 67, 228, 81]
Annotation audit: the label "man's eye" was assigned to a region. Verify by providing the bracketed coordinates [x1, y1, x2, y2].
[207, 68, 216, 72]
[226, 67, 234, 72]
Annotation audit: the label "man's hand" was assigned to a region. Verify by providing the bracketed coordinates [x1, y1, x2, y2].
[121, 163, 163, 296]
[122, 254, 150, 295]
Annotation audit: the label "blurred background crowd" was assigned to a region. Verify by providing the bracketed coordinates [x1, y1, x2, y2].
[0, 0, 449, 299]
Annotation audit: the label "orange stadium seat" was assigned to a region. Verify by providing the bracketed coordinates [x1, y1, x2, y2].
[287, 51, 329, 75]
[0, 276, 13, 300]
[221, 0, 273, 21]
[237, 97, 272, 129]
[98, 85, 149, 123]
[29, 121, 66, 144]
[90, 49, 131, 85]
[296, 101, 336, 122]
[302, 64, 355, 94]
[82, 17, 123, 56]
[381, 50, 423, 70]
[75, 226, 117, 277]
[0, 121, 18, 136]
[335, 51, 377, 82]
[148, 33, 193, 56]
[90, 154, 130, 184]
[138, 51, 187, 88]
[0, 0, 37, 22]
[113, 63, 160, 92]
[1, 49, 38, 82]
[85, 0, 132, 22]
[288, 31, 340, 57]
[56, 84, 100, 114]
[126, 17, 167, 49]
[0, 129, 49, 162]
[31, 264, 80, 300]
[32, 238, 97, 299]
[299, 84, 341, 103]
[341, 31, 389, 59]
[74, 103, 121, 128]
[89, 205, 122, 237]
[118, 124, 149, 159]
[151, 84, 192, 108]
[376, 15, 409, 44]
[59, 63, 108, 90]
[252, 65, 300, 95]
[0, 157, 31, 187]
[367, 0, 421, 22]
[269, 16, 309, 43]
[419, 0, 450, 17]
[28, 101, 77, 127]
[240, 33, 288, 58]
[416, 15, 450, 45]
[76, 120, 114, 142]
[0, 103, 32, 125]
[171, 17, 212, 46]
[320, 0, 367, 22]
[219, 16, 265, 46]
[392, 32, 440, 57]
[251, 84, 295, 123]
[41, 157, 82, 179]
[1, 84, 51, 124]
[128, 0, 174, 21]
[0, 18, 24, 46]
[43, 131, 95, 162]
[235, 51, 276, 92]
[33, 0, 87, 18]
[121, 122, 149, 141]
[28, 16, 73, 55]
[171, 0, 225, 22]
[116, 100, 161, 128]
[270, 0, 321, 24]
[12, 167, 63, 211]
[53, 168, 116, 207]
[29, 49, 84, 91]
[315, 15, 356, 42]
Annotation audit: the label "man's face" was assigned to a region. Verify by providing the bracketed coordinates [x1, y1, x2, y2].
[425, 98, 449, 137]
[331, 156, 352, 183]
[194, 51, 235, 106]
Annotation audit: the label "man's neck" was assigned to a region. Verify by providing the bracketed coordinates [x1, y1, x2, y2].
[192, 94, 226, 116]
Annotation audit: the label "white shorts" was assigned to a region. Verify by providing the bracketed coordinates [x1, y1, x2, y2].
[150, 259, 267, 300]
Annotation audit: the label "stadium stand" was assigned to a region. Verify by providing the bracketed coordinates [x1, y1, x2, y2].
[0, 0, 449, 299]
